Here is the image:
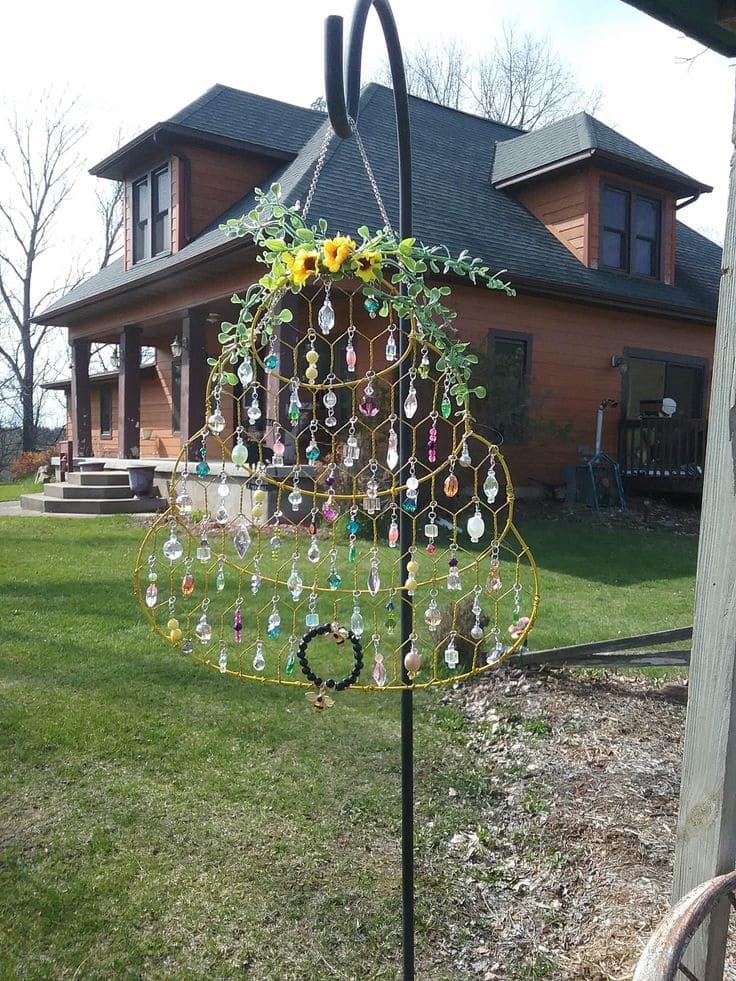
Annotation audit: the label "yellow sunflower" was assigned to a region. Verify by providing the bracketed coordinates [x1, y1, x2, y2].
[290, 250, 320, 287]
[353, 250, 383, 282]
[322, 235, 356, 273]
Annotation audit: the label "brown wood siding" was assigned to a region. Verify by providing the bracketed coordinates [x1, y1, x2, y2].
[170, 156, 181, 253]
[185, 146, 277, 239]
[453, 283, 713, 483]
[64, 259, 715, 484]
[124, 181, 133, 271]
[517, 171, 589, 263]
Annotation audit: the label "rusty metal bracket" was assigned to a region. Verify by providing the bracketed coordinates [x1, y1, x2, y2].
[634, 869, 736, 980]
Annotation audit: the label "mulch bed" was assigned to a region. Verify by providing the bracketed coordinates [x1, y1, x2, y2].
[431, 667, 703, 980]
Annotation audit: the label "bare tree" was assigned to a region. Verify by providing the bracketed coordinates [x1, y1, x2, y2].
[473, 24, 601, 129]
[376, 23, 601, 129]
[0, 93, 87, 451]
[96, 179, 124, 270]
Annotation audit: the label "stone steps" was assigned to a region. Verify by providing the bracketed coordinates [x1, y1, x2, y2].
[20, 493, 166, 515]
[65, 471, 129, 486]
[43, 482, 134, 500]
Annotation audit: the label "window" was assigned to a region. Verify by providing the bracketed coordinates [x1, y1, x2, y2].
[171, 361, 181, 433]
[626, 354, 705, 419]
[485, 331, 532, 443]
[132, 164, 170, 262]
[100, 387, 113, 437]
[601, 185, 661, 278]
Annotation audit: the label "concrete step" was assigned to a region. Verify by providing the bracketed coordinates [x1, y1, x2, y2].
[20, 493, 166, 515]
[44, 482, 134, 500]
[66, 471, 130, 487]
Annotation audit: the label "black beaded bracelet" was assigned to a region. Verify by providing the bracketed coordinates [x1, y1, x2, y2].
[297, 622, 364, 691]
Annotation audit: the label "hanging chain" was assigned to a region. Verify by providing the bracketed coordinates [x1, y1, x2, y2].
[301, 117, 395, 235]
[302, 126, 335, 221]
[348, 116, 395, 234]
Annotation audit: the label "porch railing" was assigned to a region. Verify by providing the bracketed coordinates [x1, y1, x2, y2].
[618, 417, 707, 486]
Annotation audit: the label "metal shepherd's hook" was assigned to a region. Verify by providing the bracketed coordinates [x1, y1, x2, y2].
[324, 2, 415, 978]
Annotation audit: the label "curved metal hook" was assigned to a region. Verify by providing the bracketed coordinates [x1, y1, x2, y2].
[323, 6, 415, 977]
[324, 0, 412, 238]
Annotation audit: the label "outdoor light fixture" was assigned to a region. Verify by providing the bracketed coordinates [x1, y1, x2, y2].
[170, 336, 183, 359]
[611, 354, 628, 373]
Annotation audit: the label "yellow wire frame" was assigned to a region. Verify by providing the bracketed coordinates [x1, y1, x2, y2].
[138, 278, 540, 691]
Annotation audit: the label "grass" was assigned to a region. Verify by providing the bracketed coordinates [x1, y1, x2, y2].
[0, 475, 35, 501]
[0, 515, 697, 979]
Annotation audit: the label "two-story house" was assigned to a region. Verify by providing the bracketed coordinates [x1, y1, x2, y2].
[36, 82, 721, 505]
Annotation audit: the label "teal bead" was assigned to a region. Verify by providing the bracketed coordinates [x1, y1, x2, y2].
[364, 297, 380, 314]
[347, 518, 359, 534]
[403, 499, 417, 513]
[196, 461, 210, 477]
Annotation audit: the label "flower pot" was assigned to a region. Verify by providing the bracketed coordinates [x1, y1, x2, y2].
[128, 465, 156, 498]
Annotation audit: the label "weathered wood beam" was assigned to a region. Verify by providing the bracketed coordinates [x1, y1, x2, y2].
[511, 648, 691, 669]
[118, 325, 142, 458]
[180, 310, 207, 460]
[511, 626, 693, 667]
[70, 339, 92, 459]
[672, 74, 736, 980]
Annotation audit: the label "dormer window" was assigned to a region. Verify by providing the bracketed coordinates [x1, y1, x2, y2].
[132, 164, 171, 262]
[601, 185, 661, 278]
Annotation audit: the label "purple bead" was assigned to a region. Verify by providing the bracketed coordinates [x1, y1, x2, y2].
[326, 476, 335, 487]
[359, 398, 379, 417]
[448, 558, 458, 567]
[323, 505, 338, 521]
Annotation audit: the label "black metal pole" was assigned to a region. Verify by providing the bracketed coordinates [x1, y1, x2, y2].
[325, 5, 414, 978]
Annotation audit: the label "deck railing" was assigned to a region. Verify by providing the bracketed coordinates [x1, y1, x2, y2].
[618, 417, 707, 488]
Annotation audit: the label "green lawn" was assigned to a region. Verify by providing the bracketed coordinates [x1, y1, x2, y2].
[0, 476, 35, 501]
[0, 516, 697, 979]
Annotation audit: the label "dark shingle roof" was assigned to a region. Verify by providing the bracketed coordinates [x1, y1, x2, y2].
[492, 111, 711, 195]
[166, 84, 326, 156]
[43, 85, 720, 323]
[90, 85, 325, 179]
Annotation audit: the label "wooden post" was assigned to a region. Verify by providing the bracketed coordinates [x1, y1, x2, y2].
[70, 338, 92, 459]
[672, 75, 736, 979]
[180, 310, 207, 460]
[118, 325, 142, 458]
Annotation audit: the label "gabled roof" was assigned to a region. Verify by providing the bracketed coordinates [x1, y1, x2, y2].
[492, 112, 712, 195]
[41, 84, 720, 325]
[90, 84, 325, 180]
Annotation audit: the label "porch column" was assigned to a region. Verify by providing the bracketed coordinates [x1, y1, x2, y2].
[70, 338, 92, 459]
[180, 310, 207, 460]
[118, 324, 142, 458]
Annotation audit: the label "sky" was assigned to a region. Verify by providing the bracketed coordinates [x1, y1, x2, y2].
[1, 0, 734, 243]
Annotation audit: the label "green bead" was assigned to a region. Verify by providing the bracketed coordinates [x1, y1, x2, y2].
[231, 443, 249, 467]
[348, 543, 356, 563]
[440, 396, 452, 419]
[285, 653, 296, 677]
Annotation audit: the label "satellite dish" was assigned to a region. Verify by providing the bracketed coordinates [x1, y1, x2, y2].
[661, 397, 677, 417]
